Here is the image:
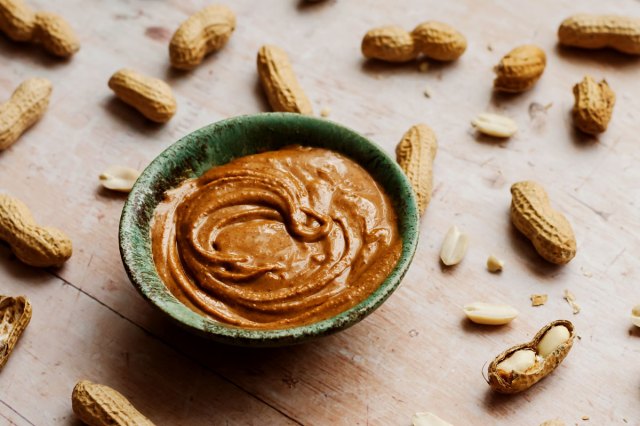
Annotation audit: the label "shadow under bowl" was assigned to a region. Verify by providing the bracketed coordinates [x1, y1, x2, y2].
[119, 113, 419, 346]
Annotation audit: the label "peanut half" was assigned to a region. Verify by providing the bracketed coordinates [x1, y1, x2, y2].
[486, 255, 504, 272]
[169, 4, 236, 70]
[412, 412, 453, 426]
[510, 181, 576, 265]
[108, 69, 177, 123]
[572, 76, 615, 135]
[558, 15, 640, 55]
[439, 225, 468, 266]
[488, 320, 575, 393]
[493, 45, 546, 93]
[99, 166, 141, 193]
[395, 124, 438, 216]
[0, 295, 32, 370]
[0, 194, 72, 267]
[0, 1, 79, 57]
[72, 380, 155, 426]
[361, 21, 466, 63]
[463, 302, 518, 325]
[0, 77, 52, 151]
[471, 113, 517, 138]
[257, 45, 312, 114]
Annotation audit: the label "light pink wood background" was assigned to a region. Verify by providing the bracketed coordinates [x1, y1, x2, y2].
[2, 0, 640, 424]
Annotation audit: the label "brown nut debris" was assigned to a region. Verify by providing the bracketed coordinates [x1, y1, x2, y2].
[361, 25, 417, 63]
[488, 319, 575, 393]
[0, 77, 52, 151]
[411, 21, 467, 61]
[558, 14, 640, 55]
[395, 124, 438, 216]
[0, 295, 32, 370]
[493, 45, 546, 93]
[0, 0, 36, 41]
[572, 76, 615, 135]
[510, 181, 576, 265]
[0, 194, 72, 267]
[72, 380, 155, 426]
[169, 4, 236, 70]
[257, 44, 313, 114]
[108, 69, 177, 123]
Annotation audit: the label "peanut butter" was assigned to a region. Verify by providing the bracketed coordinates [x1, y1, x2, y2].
[151, 146, 401, 330]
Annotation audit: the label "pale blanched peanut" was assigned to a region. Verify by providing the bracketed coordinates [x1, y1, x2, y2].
[439, 225, 468, 266]
[496, 349, 537, 374]
[169, 5, 236, 70]
[536, 325, 570, 357]
[486, 255, 504, 272]
[463, 302, 518, 325]
[0, 77, 52, 151]
[631, 305, 640, 327]
[99, 166, 140, 193]
[257, 45, 312, 114]
[412, 412, 454, 426]
[558, 15, 640, 55]
[72, 380, 155, 426]
[471, 113, 517, 138]
[0, 194, 72, 267]
[108, 69, 177, 123]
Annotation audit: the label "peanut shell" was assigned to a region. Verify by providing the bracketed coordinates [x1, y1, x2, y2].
[257, 44, 312, 114]
[0, 0, 35, 41]
[411, 21, 467, 61]
[558, 15, 640, 55]
[572, 76, 615, 135]
[0, 295, 32, 370]
[33, 11, 79, 57]
[395, 124, 437, 216]
[510, 181, 576, 265]
[488, 319, 575, 393]
[494, 45, 546, 93]
[108, 69, 177, 123]
[169, 4, 236, 70]
[361, 25, 417, 62]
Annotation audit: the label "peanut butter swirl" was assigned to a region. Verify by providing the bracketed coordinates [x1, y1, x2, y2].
[151, 146, 401, 329]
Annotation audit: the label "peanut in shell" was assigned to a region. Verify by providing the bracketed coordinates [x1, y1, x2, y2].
[493, 45, 546, 93]
[572, 76, 615, 135]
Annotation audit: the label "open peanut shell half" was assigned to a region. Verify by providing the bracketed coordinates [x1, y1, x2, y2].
[488, 319, 575, 393]
[0, 295, 32, 370]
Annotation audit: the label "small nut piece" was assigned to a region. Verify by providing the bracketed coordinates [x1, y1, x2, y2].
[572, 76, 615, 135]
[361, 26, 416, 63]
[540, 420, 565, 426]
[108, 69, 177, 123]
[510, 181, 576, 265]
[631, 304, 640, 327]
[494, 45, 546, 93]
[488, 319, 575, 393]
[558, 15, 640, 55]
[563, 289, 580, 315]
[411, 21, 467, 61]
[439, 225, 468, 266]
[486, 255, 504, 272]
[0, 77, 52, 151]
[530, 294, 548, 306]
[72, 380, 155, 426]
[99, 166, 141, 193]
[0, 194, 72, 267]
[0, 295, 32, 370]
[463, 302, 518, 325]
[412, 412, 453, 426]
[169, 5, 236, 70]
[471, 113, 517, 138]
[395, 124, 438, 216]
[257, 45, 312, 114]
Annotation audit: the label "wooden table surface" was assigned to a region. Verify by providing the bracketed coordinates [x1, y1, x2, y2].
[2, 0, 640, 424]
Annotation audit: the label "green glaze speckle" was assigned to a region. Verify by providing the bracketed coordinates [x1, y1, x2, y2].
[119, 113, 419, 346]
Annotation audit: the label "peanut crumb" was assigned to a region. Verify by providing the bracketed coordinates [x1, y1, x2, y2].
[564, 289, 581, 315]
[320, 107, 331, 118]
[423, 86, 432, 98]
[418, 61, 430, 73]
[530, 294, 548, 306]
[581, 415, 590, 421]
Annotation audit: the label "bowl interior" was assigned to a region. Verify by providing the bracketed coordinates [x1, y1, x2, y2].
[119, 113, 419, 346]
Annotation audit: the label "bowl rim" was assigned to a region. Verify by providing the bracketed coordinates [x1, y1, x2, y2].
[119, 113, 419, 346]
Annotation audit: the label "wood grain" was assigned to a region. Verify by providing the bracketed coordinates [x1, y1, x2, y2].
[1, 0, 640, 424]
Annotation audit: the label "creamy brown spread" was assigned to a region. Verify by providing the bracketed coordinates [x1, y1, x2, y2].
[151, 146, 401, 330]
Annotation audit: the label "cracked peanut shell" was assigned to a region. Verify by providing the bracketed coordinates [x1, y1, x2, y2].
[488, 320, 575, 393]
[395, 124, 438, 216]
[0, 295, 32, 370]
[510, 181, 576, 265]
[493, 45, 546, 93]
[572, 76, 615, 135]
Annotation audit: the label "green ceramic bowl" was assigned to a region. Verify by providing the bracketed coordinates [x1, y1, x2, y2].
[119, 113, 419, 346]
